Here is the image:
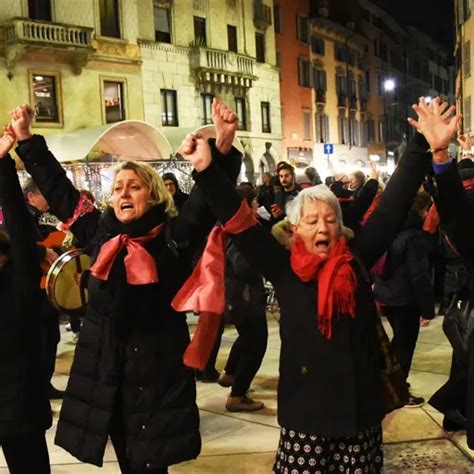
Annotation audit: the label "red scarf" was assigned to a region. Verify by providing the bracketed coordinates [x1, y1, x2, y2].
[90, 224, 163, 285]
[290, 235, 357, 339]
[172, 201, 257, 369]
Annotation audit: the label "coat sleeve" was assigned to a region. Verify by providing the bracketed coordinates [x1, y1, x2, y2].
[0, 155, 41, 285]
[193, 161, 289, 283]
[435, 161, 474, 266]
[15, 135, 101, 247]
[342, 179, 378, 231]
[352, 133, 432, 269]
[169, 140, 242, 262]
[406, 233, 435, 319]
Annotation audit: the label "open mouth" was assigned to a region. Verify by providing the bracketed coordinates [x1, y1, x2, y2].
[120, 203, 134, 211]
[315, 239, 329, 250]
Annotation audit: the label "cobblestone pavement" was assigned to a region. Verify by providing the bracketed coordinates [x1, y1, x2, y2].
[1, 314, 473, 473]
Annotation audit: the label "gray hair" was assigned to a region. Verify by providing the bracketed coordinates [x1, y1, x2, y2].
[286, 185, 343, 229]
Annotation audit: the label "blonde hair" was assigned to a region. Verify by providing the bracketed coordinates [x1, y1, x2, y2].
[111, 161, 177, 217]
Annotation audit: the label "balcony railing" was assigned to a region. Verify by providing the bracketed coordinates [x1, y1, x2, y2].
[190, 46, 256, 89]
[4, 17, 94, 76]
[315, 89, 326, 104]
[5, 17, 93, 49]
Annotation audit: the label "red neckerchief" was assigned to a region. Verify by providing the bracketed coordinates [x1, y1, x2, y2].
[172, 200, 257, 369]
[90, 224, 163, 285]
[290, 235, 357, 339]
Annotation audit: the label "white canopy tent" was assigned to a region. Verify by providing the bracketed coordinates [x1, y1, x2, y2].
[43, 121, 245, 163]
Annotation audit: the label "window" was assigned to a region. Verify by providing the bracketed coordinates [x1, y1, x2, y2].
[349, 112, 358, 146]
[99, 0, 120, 38]
[297, 14, 309, 43]
[303, 110, 312, 140]
[311, 37, 325, 55]
[367, 118, 375, 143]
[31, 74, 60, 124]
[235, 97, 247, 130]
[313, 68, 327, 90]
[161, 89, 178, 126]
[228, 25, 238, 53]
[194, 16, 206, 47]
[261, 102, 271, 133]
[201, 93, 214, 125]
[378, 120, 384, 142]
[335, 44, 346, 62]
[154, 6, 171, 43]
[256, 33, 265, 63]
[103, 80, 125, 123]
[338, 111, 347, 144]
[365, 70, 371, 93]
[465, 96, 472, 131]
[336, 74, 347, 96]
[274, 4, 283, 34]
[298, 57, 311, 87]
[464, 41, 471, 77]
[315, 107, 329, 143]
[28, 0, 51, 21]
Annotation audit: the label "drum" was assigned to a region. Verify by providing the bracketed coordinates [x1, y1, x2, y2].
[45, 249, 91, 312]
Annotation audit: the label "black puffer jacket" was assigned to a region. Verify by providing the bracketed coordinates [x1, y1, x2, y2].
[0, 155, 51, 437]
[373, 212, 435, 318]
[16, 135, 240, 470]
[194, 133, 432, 437]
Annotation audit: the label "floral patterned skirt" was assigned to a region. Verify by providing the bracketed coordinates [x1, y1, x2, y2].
[272, 424, 383, 474]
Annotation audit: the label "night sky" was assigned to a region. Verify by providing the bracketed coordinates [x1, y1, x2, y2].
[375, 0, 454, 50]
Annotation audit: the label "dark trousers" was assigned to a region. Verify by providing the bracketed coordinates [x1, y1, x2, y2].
[68, 311, 82, 333]
[225, 311, 268, 397]
[40, 313, 60, 389]
[110, 401, 168, 474]
[385, 305, 420, 383]
[0, 431, 50, 474]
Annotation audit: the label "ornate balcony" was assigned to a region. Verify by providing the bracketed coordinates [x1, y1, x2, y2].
[3, 17, 95, 77]
[190, 47, 257, 93]
[254, 0, 272, 31]
[315, 89, 326, 104]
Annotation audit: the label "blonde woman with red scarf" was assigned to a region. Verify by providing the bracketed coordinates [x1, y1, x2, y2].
[182, 97, 461, 473]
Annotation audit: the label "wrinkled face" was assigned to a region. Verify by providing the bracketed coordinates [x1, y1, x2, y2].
[279, 170, 295, 190]
[27, 191, 49, 212]
[164, 179, 176, 196]
[112, 170, 152, 223]
[293, 199, 340, 259]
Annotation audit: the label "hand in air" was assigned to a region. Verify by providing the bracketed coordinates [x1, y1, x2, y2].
[180, 132, 212, 172]
[457, 132, 471, 151]
[407, 97, 460, 162]
[212, 98, 239, 155]
[369, 162, 379, 181]
[10, 104, 34, 142]
[0, 125, 16, 159]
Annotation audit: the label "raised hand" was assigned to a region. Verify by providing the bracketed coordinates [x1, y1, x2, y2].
[10, 104, 34, 141]
[457, 132, 471, 151]
[211, 98, 238, 155]
[180, 132, 212, 172]
[407, 97, 461, 162]
[369, 162, 379, 181]
[0, 125, 16, 159]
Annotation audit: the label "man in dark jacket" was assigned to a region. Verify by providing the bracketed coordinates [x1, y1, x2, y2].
[271, 163, 300, 221]
[23, 178, 64, 400]
[162, 172, 189, 211]
[374, 191, 434, 407]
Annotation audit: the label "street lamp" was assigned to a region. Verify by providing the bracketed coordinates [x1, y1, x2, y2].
[383, 78, 396, 92]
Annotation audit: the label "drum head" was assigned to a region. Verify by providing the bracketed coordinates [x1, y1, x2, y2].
[46, 249, 91, 312]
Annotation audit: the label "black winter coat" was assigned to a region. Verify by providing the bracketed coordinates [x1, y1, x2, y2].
[194, 133, 432, 437]
[16, 135, 240, 470]
[434, 161, 474, 448]
[0, 155, 51, 437]
[373, 213, 435, 319]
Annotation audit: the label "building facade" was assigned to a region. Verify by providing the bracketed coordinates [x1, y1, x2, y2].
[137, 0, 282, 182]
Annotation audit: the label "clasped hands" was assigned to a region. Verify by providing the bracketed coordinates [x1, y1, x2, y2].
[0, 104, 35, 159]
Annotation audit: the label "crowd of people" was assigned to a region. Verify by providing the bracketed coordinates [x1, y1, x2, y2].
[0, 96, 472, 474]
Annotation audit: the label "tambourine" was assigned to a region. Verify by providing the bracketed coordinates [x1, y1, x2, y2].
[45, 249, 91, 312]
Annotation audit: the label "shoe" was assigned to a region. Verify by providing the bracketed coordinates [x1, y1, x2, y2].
[217, 372, 235, 388]
[200, 369, 220, 383]
[443, 409, 467, 432]
[404, 394, 425, 408]
[49, 385, 65, 400]
[226, 394, 264, 412]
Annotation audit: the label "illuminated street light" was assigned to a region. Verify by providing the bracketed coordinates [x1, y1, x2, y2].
[425, 96, 433, 103]
[383, 78, 396, 92]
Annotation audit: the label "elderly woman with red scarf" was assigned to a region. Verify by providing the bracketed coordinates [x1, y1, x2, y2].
[181, 97, 460, 472]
